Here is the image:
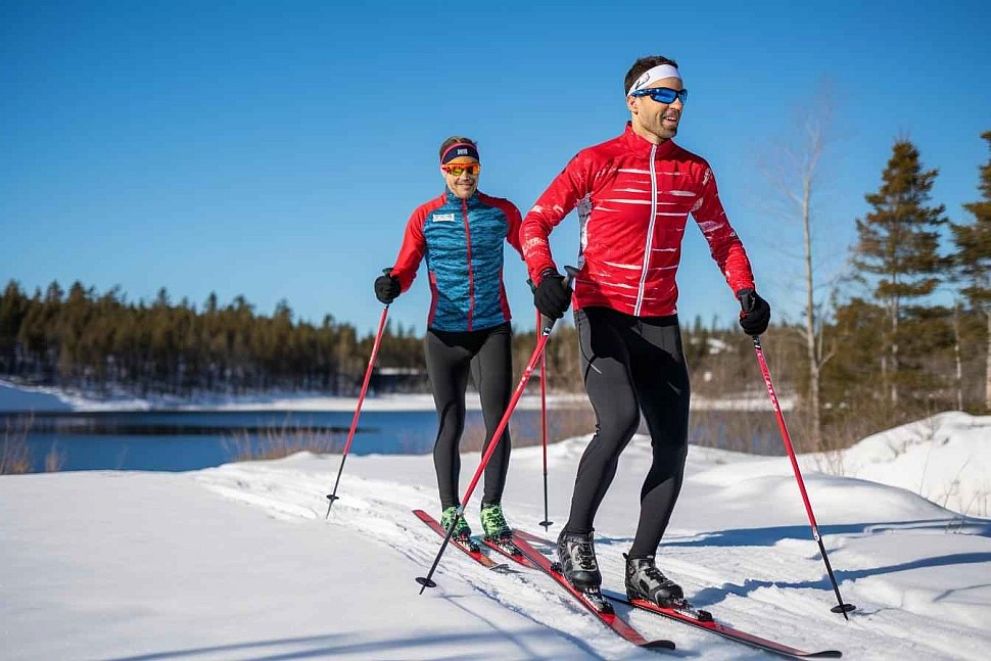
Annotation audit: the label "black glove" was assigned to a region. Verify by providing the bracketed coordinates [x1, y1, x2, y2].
[374, 273, 401, 304]
[736, 288, 771, 335]
[534, 269, 572, 320]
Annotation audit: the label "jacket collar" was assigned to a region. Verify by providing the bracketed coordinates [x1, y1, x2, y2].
[620, 122, 678, 158]
[443, 189, 481, 206]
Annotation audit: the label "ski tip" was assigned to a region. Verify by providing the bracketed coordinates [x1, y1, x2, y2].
[415, 576, 437, 591]
[806, 652, 842, 658]
[643, 639, 677, 650]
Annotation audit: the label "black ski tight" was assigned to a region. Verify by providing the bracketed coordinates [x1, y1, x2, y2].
[566, 307, 690, 558]
[425, 322, 513, 510]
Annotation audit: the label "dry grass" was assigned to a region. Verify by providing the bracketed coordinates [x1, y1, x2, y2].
[459, 404, 597, 453]
[44, 443, 66, 472]
[1, 414, 34, 475]
[225, 425, 345, 462]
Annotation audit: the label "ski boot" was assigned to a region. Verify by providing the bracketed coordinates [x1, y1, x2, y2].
[556, 529, 611, 612]
[480, 503, 522, 557]
[625, 554, 685, 608]
[440, 506, 478, 552]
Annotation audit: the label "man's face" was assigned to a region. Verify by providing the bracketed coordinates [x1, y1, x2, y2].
[441, 161, 480, 199]
[627, 76, 685, 142]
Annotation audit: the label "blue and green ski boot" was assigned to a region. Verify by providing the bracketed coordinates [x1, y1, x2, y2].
[480, 502, 521, 556]
[440, 506, 477, 550]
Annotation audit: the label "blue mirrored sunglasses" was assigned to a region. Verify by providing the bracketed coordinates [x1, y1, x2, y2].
[630, 87, 688, 104]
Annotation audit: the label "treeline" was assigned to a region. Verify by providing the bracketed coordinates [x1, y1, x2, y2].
[0, 285, 425, 396]
[0, 276, 782, 400]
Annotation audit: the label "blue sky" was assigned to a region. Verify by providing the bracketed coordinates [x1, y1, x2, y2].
[2, 0, 990, 335]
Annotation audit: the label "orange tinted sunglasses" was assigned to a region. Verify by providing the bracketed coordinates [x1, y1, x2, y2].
[442, 163, 481, 176]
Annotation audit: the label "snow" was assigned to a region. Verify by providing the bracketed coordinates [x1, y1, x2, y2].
[1, 378, 787, 412]
[831, 412, 991, 518]
[3, 413, 991, 659]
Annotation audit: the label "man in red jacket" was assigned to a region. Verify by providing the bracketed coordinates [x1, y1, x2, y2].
[521, 55, 771, 609]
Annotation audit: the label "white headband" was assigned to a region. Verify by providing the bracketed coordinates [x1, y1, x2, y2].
[626, 64, 682, 96]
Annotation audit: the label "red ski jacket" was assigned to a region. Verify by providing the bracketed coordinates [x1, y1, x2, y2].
[521, 124, 755, 317]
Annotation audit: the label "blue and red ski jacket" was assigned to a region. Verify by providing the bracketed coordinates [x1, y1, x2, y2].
[390, 190, 524, 332]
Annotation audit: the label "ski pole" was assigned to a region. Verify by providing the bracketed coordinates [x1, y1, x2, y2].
[749, 334, 856, 619]
[417, 268, 575, 592]
[538, 309, 553, 530]
[325, 297, 390, 517]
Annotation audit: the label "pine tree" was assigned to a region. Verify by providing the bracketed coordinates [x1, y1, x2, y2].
[950, 131, 991, 411]
[0, 282, 30, 373]
[851, 139, 948, 407]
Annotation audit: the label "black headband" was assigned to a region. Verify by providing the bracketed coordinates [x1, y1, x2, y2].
[440, 143, 480, 164]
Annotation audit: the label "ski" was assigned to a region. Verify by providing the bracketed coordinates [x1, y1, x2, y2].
[606, 591, 842, 659]
[482, 537, 538, 568]
[515, 528, 553, 546]
[412, 510, 518, 574]
[512, 533, 675, 651]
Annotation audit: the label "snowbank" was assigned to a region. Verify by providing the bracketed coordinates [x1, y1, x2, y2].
[836, 412, 991, 518]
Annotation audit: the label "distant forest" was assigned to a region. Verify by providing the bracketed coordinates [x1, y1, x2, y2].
[0, 283, 427, 396]
[0, 278, 771, 395]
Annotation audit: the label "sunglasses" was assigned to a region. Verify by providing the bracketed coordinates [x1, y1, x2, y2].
[630, 87, 689, 104]
[442, 163, 481, 177]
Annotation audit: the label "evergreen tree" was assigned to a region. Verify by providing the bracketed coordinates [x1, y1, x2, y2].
[851, 139, 948, 407]
[0, 282, 30, 373]
[950, 131, 991, 410]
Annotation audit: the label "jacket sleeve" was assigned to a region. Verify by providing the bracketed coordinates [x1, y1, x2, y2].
[390, 206, 428, 292]
[504, 202, 525, 260]
[691, 165, 756, 294]
[520, 152, 593, 285]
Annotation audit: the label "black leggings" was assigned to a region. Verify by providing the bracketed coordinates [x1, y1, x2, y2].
[567, 307, 690, 558]
[425, 322, 513, 510]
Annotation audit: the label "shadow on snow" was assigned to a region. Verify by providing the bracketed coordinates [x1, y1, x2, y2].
[593, 518, 991, 609]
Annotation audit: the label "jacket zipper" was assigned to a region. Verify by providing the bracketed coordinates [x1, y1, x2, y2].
[462, 198, 474, 331]
[634, 143, 659, 316]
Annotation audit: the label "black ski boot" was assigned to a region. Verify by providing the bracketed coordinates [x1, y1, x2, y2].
[556, 530, 611, 612]
[625, 554, 685, 607]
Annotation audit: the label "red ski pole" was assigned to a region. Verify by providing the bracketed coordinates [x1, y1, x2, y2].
[538, 309, 553, 530]
[417, 269, 574, 591]
[325, 303, 390, 517]
[751, 334, 855, 618]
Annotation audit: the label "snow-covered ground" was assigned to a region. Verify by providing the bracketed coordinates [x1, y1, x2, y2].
[0, 378, 789, 413]
[0, 378, 586, 412]
[827, 412, 991, 518]
[2, 412, 989, 659]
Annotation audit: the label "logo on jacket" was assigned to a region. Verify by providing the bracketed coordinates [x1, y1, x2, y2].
[432, 213, 456, 223]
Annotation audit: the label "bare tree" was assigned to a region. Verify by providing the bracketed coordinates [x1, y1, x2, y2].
[757, 84, 841, 449]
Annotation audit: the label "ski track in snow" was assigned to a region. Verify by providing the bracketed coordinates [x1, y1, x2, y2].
[194, 444, 991, 660]
[197, 465, 638, 659]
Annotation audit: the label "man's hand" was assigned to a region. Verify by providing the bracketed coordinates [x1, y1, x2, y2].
[374, 272, 401, 305]
[736, 289, 771, 336]
[534, 270, 573, 320]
